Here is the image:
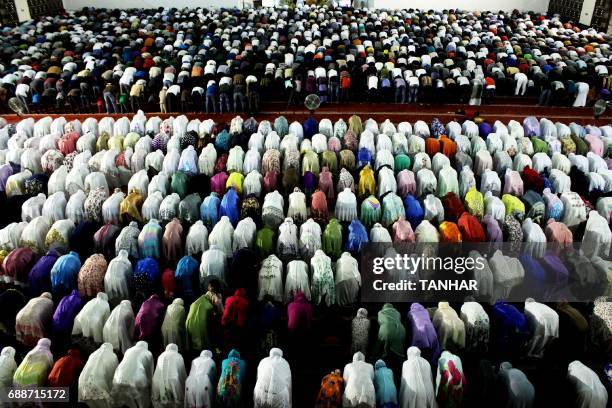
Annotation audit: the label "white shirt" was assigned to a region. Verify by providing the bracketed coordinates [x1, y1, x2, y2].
[220, 76, 233, 87]
[15, 83, 29, 97]
[167, 85, 181, 95]
[315, 66, 326, 79]
[368, 75, 379, 89]
[408, 76, 420, 86]
[204, 64, 216, 76]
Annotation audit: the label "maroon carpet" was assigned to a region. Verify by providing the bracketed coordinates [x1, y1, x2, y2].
[2, 98, 609, 125]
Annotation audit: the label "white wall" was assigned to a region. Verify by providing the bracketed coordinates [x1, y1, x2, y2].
[62, 0, 243, 10]
[374, 0, 551, 13]
[62, 0, 550, 13]
[579, 0, 596, 25]
[15, 0, 31, 22]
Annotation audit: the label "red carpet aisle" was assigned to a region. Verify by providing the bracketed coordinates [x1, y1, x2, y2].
[2, 100, 610, 125]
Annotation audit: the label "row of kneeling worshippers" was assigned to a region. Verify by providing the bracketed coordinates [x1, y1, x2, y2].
[0, 291, 610, 406]
[4, 290, 609, 359]
[0, 339, 608, 407]
[1, 7, 611, 115]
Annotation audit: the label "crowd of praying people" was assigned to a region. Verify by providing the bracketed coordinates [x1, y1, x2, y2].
[0, 6, 611, 115]
[0, 110, 610, 406]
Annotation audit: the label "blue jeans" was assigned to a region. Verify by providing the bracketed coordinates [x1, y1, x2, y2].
[206, 94, 217, 113]
[395, 86, 406, 103]
[408, 85, 419, 103]
[219, 92, 231, 113]
[234, 92, 246, 112]
[329, 83, 339, 103]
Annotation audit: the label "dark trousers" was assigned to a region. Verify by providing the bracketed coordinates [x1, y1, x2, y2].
[104, 92, 118, 113]
[219, 92, 231, 113]
[17, 95, 30, 113]
[395, 86, 406, 103]
[408, 85, 419, 103]
[484, 88, 495, 104]
[166, 93, 178, 112]
[329, 83, 339, 103]
[234, 92, 246, 112]
[538, 89, 551, 106]
[459, 84, 471, 104]
[131, 95, 141, 113]
[205, 94, 217, 113]
[340, 87, 350, 103]
[248, 92, 259, 114]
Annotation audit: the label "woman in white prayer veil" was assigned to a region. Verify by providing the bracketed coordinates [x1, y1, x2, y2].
[253, 348, 292, 408]
[567, 360, 608, 408]
[0, 347, 17, 393]
[13, 338, 53, 387]
[151, 343, 187, 408]
[399, 347, 437, 408]
[161, 298, 185, 351]
[104, 250, 132, 305]
[79, 342, 118, 408]
[498, 362, 535, 408]
[523, 298, 559, 358]
[111, 341, 154, 408]
[184, 350, 216, 408]
[72, 292, 111, 345]
[102, 300, 134, 355]
[432, 302, 466, 352]
[15, 292, 54, 346]
[342, 351, 375, 408]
